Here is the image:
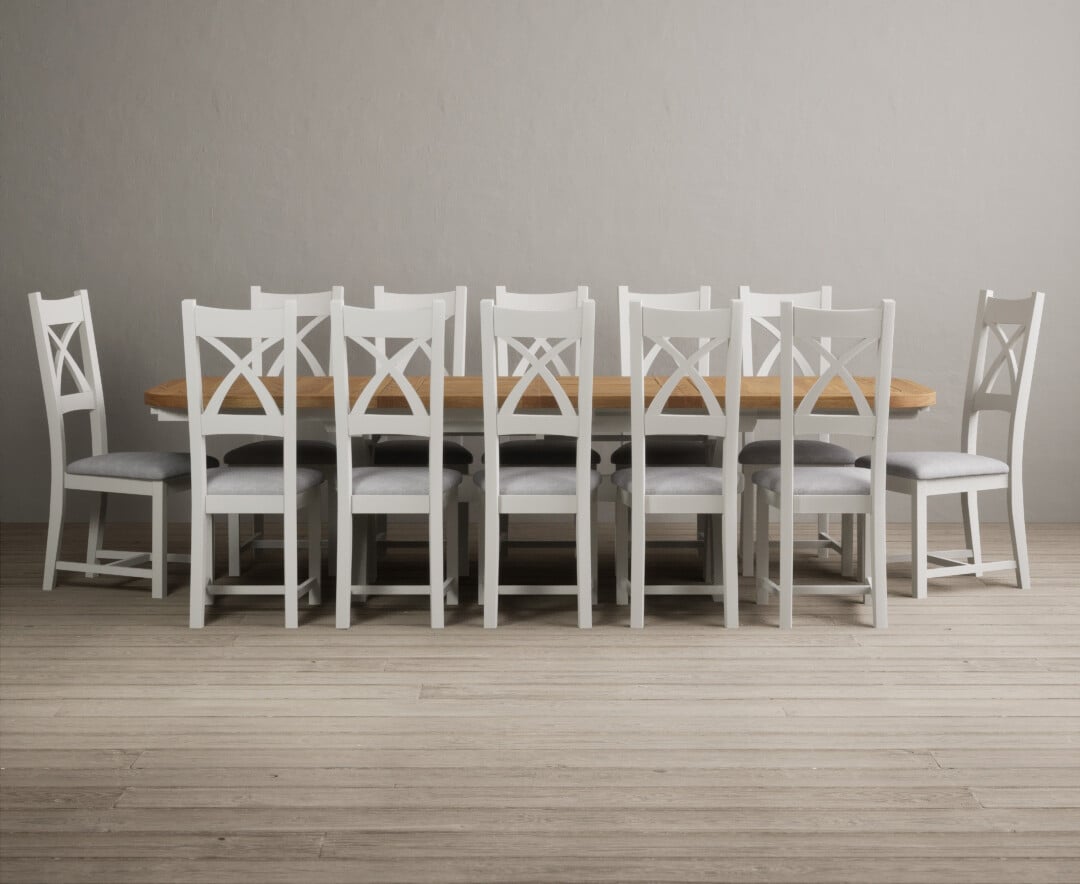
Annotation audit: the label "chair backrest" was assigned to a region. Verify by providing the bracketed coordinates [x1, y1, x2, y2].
[739, 286, 832, 376]
[28, 290, 109, 472]
[961, 290, 1045, 470]
[249, 286, 344, 376]
[627, 301, 743, 497]
[779, 301, 895, 502]
[479, 299, 595, 476]
[330, 302, 447, 484]
[618, 286, 712, 375]
[373, 286, 467, 376]
[493, 286, 589, 375]
[182, 301, 298, 498]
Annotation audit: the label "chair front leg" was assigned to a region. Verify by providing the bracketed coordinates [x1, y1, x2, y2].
[629, 503, 646, 629]
[911, 488, 927, 599]
[483, 499, 500, 628]
[429, 497, 445, 629]
[722, 509, 738, 629]
[576, 503, 593, 629]
[870, 510, 888, 628]
[284, 507, 299, 629]
[335, 498, 353, 629]
[778, 502, 794, 630]
[189, 510, 207, 628]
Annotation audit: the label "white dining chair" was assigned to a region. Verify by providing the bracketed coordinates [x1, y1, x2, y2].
[611, 287, 718, 587]
[476, 298, 598, 628]
[29, 290, 202, 598]
[332, 301, 463, 628]
[491, 286, 599, 469]
[611, 286, 715, 469]
[753, 300, 895, 629]
[738, 286, 857, 577]
[182, 300, 324, 628]
[224, 286, 343, 576]
[855, 290, 1045, 597]
[613, 301, 744, 628]
[367, 287, 473, 576]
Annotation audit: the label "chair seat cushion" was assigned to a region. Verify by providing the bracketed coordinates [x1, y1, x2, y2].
[610, 437, 714, 467]
[753, 466, 871, 496]
[854, 451, 1010, 481]
[372, 438, 473, 469]
[351, 466, 463, 495]
[224, 439, 336, 467]
[205, 466, 324, 495]
[492, 438, 601, 467]
[739, 439, 857, 466]
[473, 466, 602, 495]
[67, 451, 216, 482]
[611, 466, 725, 495]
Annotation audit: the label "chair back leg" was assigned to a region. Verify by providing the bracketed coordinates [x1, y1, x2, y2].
[1008, 477, 1031, 589]
[960, 491, 984, 577]
[43, 478, 65, 591]
[86, 492, 107, 578]
[150, 484, 167, 599]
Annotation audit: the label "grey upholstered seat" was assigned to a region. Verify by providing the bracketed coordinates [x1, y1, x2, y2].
[474, 466, 602, 495]
[350, 466, 463, 495]
[370, 438, 473, 472]
[739, 438, 856, 466]
[854, 451, 1009, 481]
[610, 437, 714, 467]
[205, 466, 324, 495]
[66, 451, 216, 482]
[752, 466, 871, 496]
[611, 466, 724, 495]
[224, 439, 336, 467]
[494, 438, 601, 467]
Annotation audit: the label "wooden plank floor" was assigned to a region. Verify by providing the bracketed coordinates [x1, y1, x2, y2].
[1, 519, 1079, 883]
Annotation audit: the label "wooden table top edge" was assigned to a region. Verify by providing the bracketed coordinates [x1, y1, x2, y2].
[145, 376, 937, 411]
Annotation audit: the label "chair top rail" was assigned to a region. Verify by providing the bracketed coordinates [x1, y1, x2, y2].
[373, 287, 466, 376]
[740, 286, 832, 376]
[619, 286, 712, 376]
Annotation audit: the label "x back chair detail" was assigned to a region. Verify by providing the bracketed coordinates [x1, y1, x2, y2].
[613, 301, 744, 628]
[477, 298, 598, 628]
[612, 286, 715, 468]
[491, 286, 598, 469]
[331, 301, 463, 628]
[224, 286, 343, 576]
[368, 287, 473, 576]
[753, 300, 896, 629]
[29, 290, 198, 598]
[856, 290, 1045, 597]
[182, 300, 324, 628]
[738, 286, 856, 577]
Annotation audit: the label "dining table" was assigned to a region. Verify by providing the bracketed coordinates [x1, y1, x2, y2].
[144, 375, 937, 435]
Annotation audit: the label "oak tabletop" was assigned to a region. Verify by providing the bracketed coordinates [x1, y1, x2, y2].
[145, 375, 936, 412]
